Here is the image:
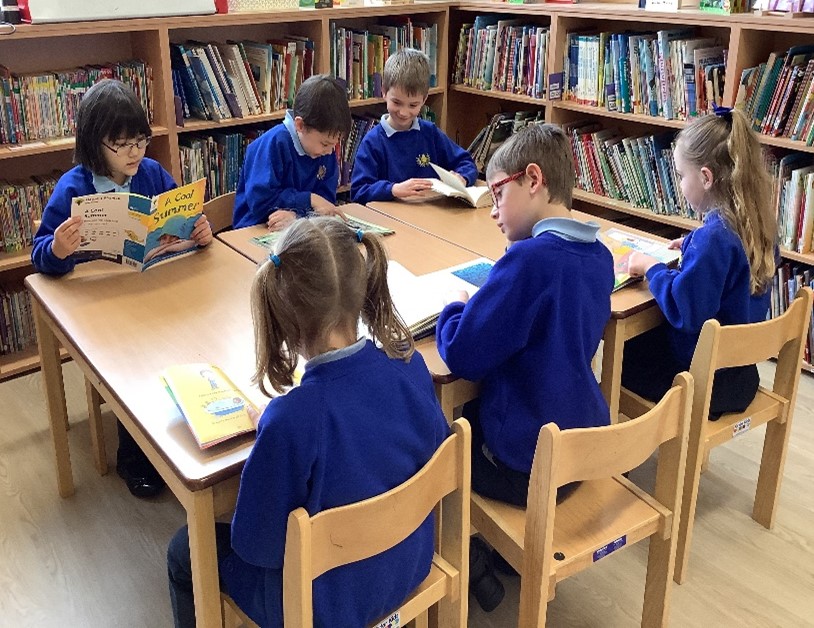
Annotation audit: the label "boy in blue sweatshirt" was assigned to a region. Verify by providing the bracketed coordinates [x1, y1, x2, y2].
[233, 75, 352, 230]
[351, 49, 477, 204]
[436, 124, 614, 508]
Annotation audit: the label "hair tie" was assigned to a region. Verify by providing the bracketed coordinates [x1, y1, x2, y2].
[713, 104, 733, 126]
[269, 253, 281, 268]
[356, 229, 364, 243]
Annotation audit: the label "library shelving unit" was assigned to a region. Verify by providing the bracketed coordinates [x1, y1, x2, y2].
[0, 3, 449, 380]
[446, 1, 814, 373]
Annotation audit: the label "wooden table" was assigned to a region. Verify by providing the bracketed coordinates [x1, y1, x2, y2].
[368, 199, 667, 421]
[217, 203, 480, 419]
[27, 242, 265, 628]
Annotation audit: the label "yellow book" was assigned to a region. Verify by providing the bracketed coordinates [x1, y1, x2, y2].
[161, 363, 256, 449]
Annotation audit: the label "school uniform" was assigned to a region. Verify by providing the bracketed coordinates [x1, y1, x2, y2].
[232, 112, 339, 229]
[31, 158, 176, 276]
[168, 339, 449, 628]
[436, 218, 614, 503]
[622, 210, 773, 416]
[350, 116, 478, 204]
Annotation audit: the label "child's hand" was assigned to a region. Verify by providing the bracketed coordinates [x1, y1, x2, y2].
[393, 178, 434, 199]
[444, 290, 470, 306]
[668, 236, 685, 250]
[247, 404, 267, 430]
[627, 252, 661, 277]
[267, 210, 297, 231]
[191, 214, 213, 246]
[51, 215, 82, 260]
[310, 195, 347, 221]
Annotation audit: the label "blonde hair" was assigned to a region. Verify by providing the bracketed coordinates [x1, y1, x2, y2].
[676, 109, 776, 295]
[251, 217, 414, 396]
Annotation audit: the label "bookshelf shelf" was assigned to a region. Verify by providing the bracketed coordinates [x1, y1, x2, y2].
[572, 189, 699, 231]
[0, 249, 33, 273]
[0, 126, 170, 161]
[778, 248, 814, 266]
[348, 86, 445, 109]
[178, 112, 286, 134]
[450, 84, 550, 106]
[551, 101, 688, 130]
[756, 133, 814, 155]
[0, 346, 70, 379]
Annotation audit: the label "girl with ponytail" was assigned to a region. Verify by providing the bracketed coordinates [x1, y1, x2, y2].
[623, 108, 777, 418]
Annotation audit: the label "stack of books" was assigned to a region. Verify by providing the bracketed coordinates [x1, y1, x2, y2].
[338, 115, 379, 187]
[771, 263, 814, 364]
[0, 173, 59, 252]
[0, 287, 35, 357]
[468, 110, 545, 174]
[764, 149, 814, 254]
[0, 60, 152, 145]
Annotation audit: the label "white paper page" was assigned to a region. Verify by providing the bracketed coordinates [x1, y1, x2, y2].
[603, 228, 680, 265]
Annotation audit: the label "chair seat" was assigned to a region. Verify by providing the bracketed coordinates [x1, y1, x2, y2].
[704, 387, 785, 449]
[472, 477, 663, 584]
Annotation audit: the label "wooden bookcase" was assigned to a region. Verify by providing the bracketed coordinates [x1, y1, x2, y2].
[2, 2, 814, 377]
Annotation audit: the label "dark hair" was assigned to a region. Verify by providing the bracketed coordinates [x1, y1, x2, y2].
[486, 124, 575, 208]
[383, 48, 431, 97]
[251, 217, 413, 396]
[291, 74, 352, 139]
[74, 79, 151, 176]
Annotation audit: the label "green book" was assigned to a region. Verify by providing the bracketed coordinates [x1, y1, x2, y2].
[250, 214, 395, 250]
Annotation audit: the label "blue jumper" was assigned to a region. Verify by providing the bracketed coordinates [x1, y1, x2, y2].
[31, 158, 176, 275]
[351, 117, 478, 204]
[644, 210, 772, 368]
[436, 221, 614, 473]
[233, 112, 338, 228]
[220, 340, 450, 627]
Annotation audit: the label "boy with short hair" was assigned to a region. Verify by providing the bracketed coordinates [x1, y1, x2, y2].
[436, 123, 614, 507]
[350, 48, 477, 204]
[233, 74, 352, 230]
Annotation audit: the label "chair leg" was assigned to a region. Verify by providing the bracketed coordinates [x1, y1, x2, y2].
[642, 531, 676, 627]
[674, 441, 705, 585]
[85, 378, 108, 475]
[700, 449, 710, 474]
[752, 419, 792, 529]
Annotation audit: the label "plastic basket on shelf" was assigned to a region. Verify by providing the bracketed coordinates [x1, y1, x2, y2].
[227, 0, 299, 11]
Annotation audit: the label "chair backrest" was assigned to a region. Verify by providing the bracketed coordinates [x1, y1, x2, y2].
[689, 287, 813, 423]
[283, 418, 471, 627]
[522, 372, 693, 627]
[203, 191, 235, 235]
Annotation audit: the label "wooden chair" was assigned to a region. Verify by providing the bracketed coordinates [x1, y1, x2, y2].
[223, 418, 472, 628]
[471, 373, 693, 628]
[203, 191, 235, 235]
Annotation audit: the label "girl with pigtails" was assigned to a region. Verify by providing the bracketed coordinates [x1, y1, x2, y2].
[167, 217, 449, 628]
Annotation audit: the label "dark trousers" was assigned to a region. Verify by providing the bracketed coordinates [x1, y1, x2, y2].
[116, 420, 140, 461]
[622, 324, 760, 419]
[167, 523, 233, 628]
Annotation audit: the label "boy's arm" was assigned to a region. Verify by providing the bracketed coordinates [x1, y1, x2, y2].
[31, 182, 78, 276]
[351, 134, 394, 204]
[433, 126, 478, 187]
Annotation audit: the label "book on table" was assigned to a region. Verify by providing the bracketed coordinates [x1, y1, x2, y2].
[599, 227, 680, 292]
[161, 363, 257, 449]
[387, 258, 495, 339]
[71, 178, 206, 272]
[250, 213, 395, 250]
[428, 163, 493, 208]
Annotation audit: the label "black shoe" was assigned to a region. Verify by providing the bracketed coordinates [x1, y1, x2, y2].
[116, 457, 165, 498]
[469, 537, 505, 612]
[491, 549, 518, 577]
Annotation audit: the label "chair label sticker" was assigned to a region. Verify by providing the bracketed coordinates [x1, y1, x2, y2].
[593, 535, 626, 562]
[372, 611, 399, 628]
[732, 417, 751, 438]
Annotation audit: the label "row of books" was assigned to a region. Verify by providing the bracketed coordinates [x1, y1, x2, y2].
[452, 16, 550, 100]
[0, 60, 152, 145]
[170, 38, 314, 122]
[0, 286, 35, 357]
[562, 30, 726, 121]
[735, 46, 814, 143]
[565, 121, 696, 220]
[766, 150, 814, 254]
[467, 110, 545, 174]
[330, 20, 438, 101]
[179, 129, 268, 199]
[771, 263, 814, 365]
[0, 174, 59, 253]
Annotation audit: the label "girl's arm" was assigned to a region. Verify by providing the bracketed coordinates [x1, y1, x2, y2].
[31, 180, 81, 275]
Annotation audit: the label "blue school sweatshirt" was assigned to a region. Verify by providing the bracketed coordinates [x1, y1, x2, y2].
[220, 339, 450, 628]
[31, 159, 176, 276]
[233, 112, 339, 228]
[351, 116, 478, 204]
[644, 210, 773, 368]
[436, 219, 614, 474]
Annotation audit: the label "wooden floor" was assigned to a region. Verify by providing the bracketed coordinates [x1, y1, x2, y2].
[1, 360, 813, 627]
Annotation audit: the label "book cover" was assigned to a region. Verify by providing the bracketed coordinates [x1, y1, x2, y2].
[429, 163, 491, 208]
[598, 228, 680, 291]
[71, 178, 206, 272]
[161, 363, 256, 449]
[250, 214, 395, 250]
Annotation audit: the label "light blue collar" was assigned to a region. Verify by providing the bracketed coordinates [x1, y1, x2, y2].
[531, 217, 600, 243]
[284, 110, 306, 157]
[92, 172, 131, 194]
[305, 338, 366, 371]
[380, 114, 421, 138]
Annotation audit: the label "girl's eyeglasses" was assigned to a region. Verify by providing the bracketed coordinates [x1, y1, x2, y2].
[489, 171, 525, 207]
[102, 137, 151, 156]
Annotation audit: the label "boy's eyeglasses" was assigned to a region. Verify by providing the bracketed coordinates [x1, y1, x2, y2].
[102, 137, 151, 156]
[489, 171, 525, 207]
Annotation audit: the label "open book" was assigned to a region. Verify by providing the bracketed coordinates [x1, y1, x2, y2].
[599, 228, 680, 292]
[71, 178, 206, 271]
[388, 258, 494, 339]
[161, 363, 256, 449]
[429, 163, 492, 208]
[250, 213, 394, 250]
